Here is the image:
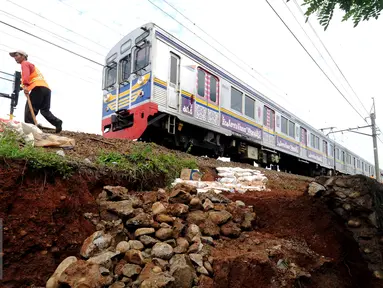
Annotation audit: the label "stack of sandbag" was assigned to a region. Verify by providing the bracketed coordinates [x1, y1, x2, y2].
[172, 167, 267, 194]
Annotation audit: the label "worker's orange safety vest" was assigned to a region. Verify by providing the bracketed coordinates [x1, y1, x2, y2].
[21, 64, 49, 91]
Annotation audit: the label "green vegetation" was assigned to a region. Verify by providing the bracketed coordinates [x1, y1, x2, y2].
[0, 128, 197, 186]
[295, 0, 382, 29]
[97, 144, 197, 187]
[0, 129, 73, 176]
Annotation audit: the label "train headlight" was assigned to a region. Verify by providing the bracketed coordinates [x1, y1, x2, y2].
[137, 76, 144, 85]
[103, 93, 111, 102]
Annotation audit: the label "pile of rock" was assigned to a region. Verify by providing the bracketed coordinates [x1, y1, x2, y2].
[47, 184, 256, 287]
[308, 175, 383, 276]
[173, 167, 268, 194]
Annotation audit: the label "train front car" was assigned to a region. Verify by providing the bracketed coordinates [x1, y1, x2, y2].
[102, 24, 158, 140]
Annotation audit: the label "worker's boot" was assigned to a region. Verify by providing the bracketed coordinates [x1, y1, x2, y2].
[56, 120, 62, 133]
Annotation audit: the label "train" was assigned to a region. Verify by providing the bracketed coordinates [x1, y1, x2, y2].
[101, 22, 383, 179]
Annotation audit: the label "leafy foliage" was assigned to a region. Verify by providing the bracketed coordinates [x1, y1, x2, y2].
[291, 0, 383, 30]
[0, 129, 73, 176]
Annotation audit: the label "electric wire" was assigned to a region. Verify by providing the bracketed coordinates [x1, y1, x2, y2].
[291, 0, 370, 116]
[0, 76, 13, 82]
[147, 0, 293, 108]
[0, 21, 104, 66]
[265, 0, 368, 124]
[0, 9, 105, 57]
[6, 0, 109, 50]
[0, 70, 14, 77]
[159, 0, 288, 98]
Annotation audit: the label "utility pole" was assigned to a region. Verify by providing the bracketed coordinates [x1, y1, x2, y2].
[0, 71, 21, 120]
[371, 98, 380, 182]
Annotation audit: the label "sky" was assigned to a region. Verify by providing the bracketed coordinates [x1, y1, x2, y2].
[0, 0, 382, 166]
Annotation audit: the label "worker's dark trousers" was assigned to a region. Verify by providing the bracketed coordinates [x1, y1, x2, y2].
[24, 86, 62, 127]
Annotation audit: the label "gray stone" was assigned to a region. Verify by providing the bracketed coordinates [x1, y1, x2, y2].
[164, 239, 177, 248]
[235, 200, 246, 207]
[124, 249, 144, 265]
[100, 200, 134, 217]
[204, 261, 213, 274]
[152, 202, 166, 215]
[152, 258, 169, 270]
[122, 263, 142, 277]
[135, 227, 155, 237]
[140, 235, 160, 246]
[155, 228, 174, 240]
[189, 254, 203, 267]
[156, 214, 174, 223]
[208, 211, 232, 225]
[110, 282, 125, 288]
[307, 182, 326, 196]
[80, 231, 113, 258]
[129, 240, 144, 251]
[197, 266, 209, 275]
[151, 242, 174, 260]
[126, 213, 153, 228]
[203, 199, 214, 211]
[170, 254, 197, 288]
[174, 237, 189, 254]
[87, 251, 119, 268]
[186, 224, 201, 242]
[169, 188, 192, 204]
[116, 241, 130, 253]
[220, 221, 241, 238]
[46, 256, 77, 288]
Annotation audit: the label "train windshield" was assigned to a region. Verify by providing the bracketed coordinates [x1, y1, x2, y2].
[134, 45, 149, 72]
[104, 62, 117, 89]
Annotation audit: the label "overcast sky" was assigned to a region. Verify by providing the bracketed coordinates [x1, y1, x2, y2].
[0, 0, 382, 165]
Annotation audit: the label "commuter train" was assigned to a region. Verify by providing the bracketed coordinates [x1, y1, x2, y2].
[101, 22, 382, 178]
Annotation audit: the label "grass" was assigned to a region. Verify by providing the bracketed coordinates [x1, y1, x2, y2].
[0, 127, 198, 187]
[96, 143, 198, 187]
[0, 129, 73, 176]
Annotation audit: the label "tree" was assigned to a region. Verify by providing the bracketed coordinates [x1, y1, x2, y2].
[292, 0, 383, 30]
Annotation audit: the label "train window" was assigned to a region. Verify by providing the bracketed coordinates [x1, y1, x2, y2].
[263, 106, 275, 130]
[288, 121, 295, 138]
[120, 39, 132, 54]
[353, 157, 356, 167]
[341, 151, 345, 162]
[134, 45, 149, 72]
[347, 154, 351, 164]
[244, 96, 255, 118]
[170, 54, 178, 85]
[197, 69, 205, 97]
[120, 54, 131, 82]
[281, 116, 288, 134]
[336, 148, 340, 160]
[231, 87, 243, 113]
[104, 62, 117, 88]
[310, 133, 319, 149]
[300, 127, 307, 145]
[323, 140, 328, 155]
[329, 144, 334, 157]
[210, 76, 218, 103]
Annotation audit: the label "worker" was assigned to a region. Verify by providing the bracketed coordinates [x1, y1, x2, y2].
[9, 50, 62, 133]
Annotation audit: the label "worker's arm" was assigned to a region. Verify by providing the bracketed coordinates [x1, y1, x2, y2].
[21, 61, 35, 90]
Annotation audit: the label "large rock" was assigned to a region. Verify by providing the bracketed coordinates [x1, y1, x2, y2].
[174, 237, 189, 254]
[199, 190, 230, 203]
[140, 235, 160, 246]
[129, 240, 144, 251]
[152, 202, 167, 215]
[46, 256, 77, 288]
[116, 241, 130, 253]
[58, 260, 112, 287]
[308, 182, 326, 196]
[156, 214, 174, 223]
[122, 263, 142, 277]
[80, 231, 113, 258]
[126, 213, 153, 227]
[189, 253, 203, 267]
[208, 211, 232, 225]
[167, 203, 189, 216]
[203, 199, 214, 211]
[100, 200, 135, 217]
[241, 212, 256, 230]
[169, 188, 192, 204]
[187, 210, 207, 225]
[220, 221, 241, 238]
[103, 186, 129, 201]
[199, 219, 220, 238]
[87, 251, 119, 268]
[155, 228, 174, 240]
[124, 249, 144, 265]
[151, 242, 174, 260]
[186, 224, 201, 242]
[135, 227, 155, 237]
[138, 262, 175, 288]
[169, 254, 197, 288]
[142, 191, 158, 204]
[172, 218, 186, 238]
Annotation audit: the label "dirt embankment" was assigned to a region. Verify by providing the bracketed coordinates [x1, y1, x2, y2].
[0, 131, 380, 287]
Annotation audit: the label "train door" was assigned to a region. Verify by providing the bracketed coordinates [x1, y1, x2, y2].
[207, 74, 219, 126]
[168, 52, 180, 110]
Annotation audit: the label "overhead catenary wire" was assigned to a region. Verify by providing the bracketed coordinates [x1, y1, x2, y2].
[0, 70, 14, 77]
[265, 0, 368, 124]
[147, 0, 294, 108]
[6, 0, 109, 50]
[56, 0, 124, 37]
[0, 21, 104, 67]
[290, 0, 370, 116]
[0, 76, 13, 82]
[0, 9, 106, 57]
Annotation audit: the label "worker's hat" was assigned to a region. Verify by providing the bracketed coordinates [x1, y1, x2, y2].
[9, 50, 28, 59]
